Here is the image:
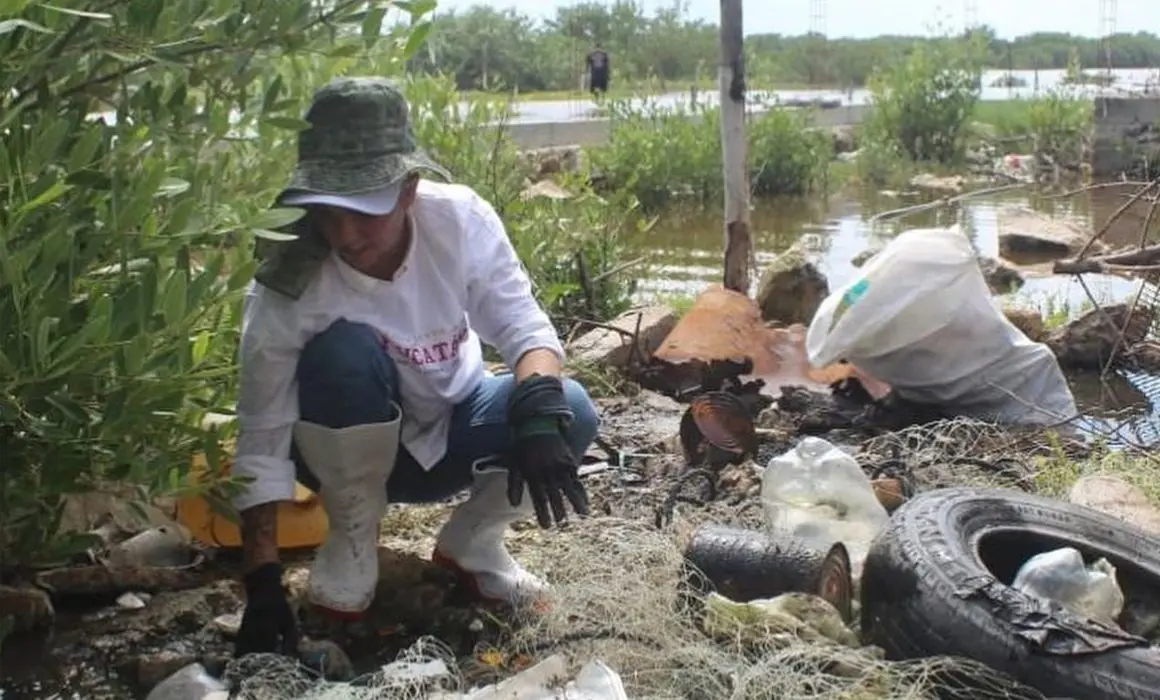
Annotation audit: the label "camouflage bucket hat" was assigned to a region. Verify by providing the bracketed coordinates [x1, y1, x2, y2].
[281, 76, 451, 198]
[255, 77, 451, 300]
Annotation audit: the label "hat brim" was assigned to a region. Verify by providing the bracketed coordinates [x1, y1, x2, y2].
[281, 184, 403, 216]
[284, 149, 451, 197]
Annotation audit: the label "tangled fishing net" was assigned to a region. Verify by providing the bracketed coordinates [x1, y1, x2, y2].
[222, 511, 1052, 700]
[858, 415, 1089, 493]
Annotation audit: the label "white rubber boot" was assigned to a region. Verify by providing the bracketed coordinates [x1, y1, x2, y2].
[432, 465, 550, 611]
[293, 408, 400, 619]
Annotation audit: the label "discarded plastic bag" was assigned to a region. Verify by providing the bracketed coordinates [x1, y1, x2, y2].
[1012, 547, 1125, 624]
[145, 663, 228, 700]
[429, 654, 628, 700]
[760, 437, 889, 581]
[805, 224, 1077, 425]
[702, 591, 860, 647]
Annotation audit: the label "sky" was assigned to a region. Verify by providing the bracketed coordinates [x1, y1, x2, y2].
[428, 0, 1158, 40]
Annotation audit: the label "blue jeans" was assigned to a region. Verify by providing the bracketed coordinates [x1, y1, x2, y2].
[291, 319, 600, 503]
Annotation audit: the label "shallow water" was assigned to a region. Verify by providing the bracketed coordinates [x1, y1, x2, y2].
[507, 67, 1160, 123]
[628, 185, 1149, 311]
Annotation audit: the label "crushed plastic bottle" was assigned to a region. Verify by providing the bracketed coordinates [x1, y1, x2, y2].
[144, 663, 228, 700]
[759, 437, 889, 580]
[1012, 547, 1125, 624]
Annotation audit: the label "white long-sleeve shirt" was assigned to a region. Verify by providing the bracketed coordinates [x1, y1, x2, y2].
[232, 180, 565, 511]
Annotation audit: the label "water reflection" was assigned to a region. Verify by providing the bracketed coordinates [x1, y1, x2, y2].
[629, 185, 1151, 321]
[508, 68, 1160, 123]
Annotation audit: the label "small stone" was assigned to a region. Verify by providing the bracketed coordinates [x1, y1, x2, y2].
[850, 246, 882, 268]
[117, 592, 148, 610]
[211, 612, 242, 637]
[468, 618, 484, 632]
[978, 256, 1025, 294]
[1069, 475, 1160, 536]
[298, 638, 354, 681]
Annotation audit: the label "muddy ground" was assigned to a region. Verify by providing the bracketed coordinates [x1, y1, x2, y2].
[0, 381, 1095, 699]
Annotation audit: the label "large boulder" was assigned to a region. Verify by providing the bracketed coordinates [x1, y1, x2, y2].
[568, 305, 680, 369]
[756, 243, 830, 325]
[1045, 303, 1153, 369]
[996, 205, 1107, 261]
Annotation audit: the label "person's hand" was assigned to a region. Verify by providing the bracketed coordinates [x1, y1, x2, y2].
[506, 374, 590, 529]
[234, 562, 299, 657]
[509, 429, 589, 528]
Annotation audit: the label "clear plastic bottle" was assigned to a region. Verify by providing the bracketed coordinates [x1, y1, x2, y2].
[760, 436, 889, 579]
[145, 663, 229, 700]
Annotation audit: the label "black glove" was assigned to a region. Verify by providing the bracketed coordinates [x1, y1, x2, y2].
[506, 374, 590, 529]
[234, 562, 299, 658]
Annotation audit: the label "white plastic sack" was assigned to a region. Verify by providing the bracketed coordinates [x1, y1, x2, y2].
[1012, 547, 1125, 624]
[806, 225, 1076, 425]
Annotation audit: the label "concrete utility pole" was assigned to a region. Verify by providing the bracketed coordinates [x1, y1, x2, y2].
[718, 0, 751, 295]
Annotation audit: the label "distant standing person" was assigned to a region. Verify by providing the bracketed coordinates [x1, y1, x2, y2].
[586, 43, 610, 100]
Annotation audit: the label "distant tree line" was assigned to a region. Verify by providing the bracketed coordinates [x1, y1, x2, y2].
[404, 0, 1160, 92]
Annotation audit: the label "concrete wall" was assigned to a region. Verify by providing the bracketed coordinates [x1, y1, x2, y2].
[505, 103, 872, 150]
[1091, 97, 1160, 178]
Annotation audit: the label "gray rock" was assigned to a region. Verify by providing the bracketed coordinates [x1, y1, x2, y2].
[756, 243, 829, 325]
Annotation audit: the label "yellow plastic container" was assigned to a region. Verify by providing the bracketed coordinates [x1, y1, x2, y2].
[177, 452, 329, 550]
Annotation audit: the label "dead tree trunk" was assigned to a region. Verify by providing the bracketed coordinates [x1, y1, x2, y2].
[719, 0, 751, 295]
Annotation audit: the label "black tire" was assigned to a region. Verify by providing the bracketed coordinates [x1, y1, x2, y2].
[861, 486, 1160, 700]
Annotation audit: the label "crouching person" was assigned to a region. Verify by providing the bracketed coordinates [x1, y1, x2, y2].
[230, 77, 599, 657]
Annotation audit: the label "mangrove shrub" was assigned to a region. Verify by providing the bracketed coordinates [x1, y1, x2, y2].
[0, 0, 639, 581]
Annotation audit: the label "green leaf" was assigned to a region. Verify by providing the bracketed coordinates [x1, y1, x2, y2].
[0, 0, 32, 16]
[55, 296, 111, 365]
[226, 258, 258, 290]
[36, 4, 113, 20]
[156, 177, 191, 198]
[35, 316, 57, 372]
[66, 125, 104, 172]
[162, 269, 188, 326]
[403, 21, 432, 59]
[252, 228, 300, 242]
[261, 75, 284, 113]
[90, 258, 152, 277]
[18, 180, 71, 215]
[0, 19, 52, 35]
[44, 392, 89, 426]
[260, 116, 312, 131]
[361, 5, 385, 38]
[248, 207, 305, 230]
[191, 330, 211, 365]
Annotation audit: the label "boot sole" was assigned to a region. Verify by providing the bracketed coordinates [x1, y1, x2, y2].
[431, 549, 551, 614]
[307, 598, 372, 622]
